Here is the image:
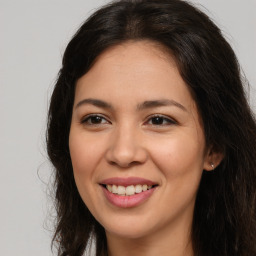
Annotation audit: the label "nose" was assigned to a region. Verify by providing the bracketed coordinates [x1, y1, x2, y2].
[105, 124, 148, 168]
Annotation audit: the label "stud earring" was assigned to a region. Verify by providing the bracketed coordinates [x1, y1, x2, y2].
[210, 163, 215, 170]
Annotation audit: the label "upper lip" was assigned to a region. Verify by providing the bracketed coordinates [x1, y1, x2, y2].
[100, 177, 158, 186]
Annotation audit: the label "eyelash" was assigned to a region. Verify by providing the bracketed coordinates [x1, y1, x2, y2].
[81, 114, 177, 126]
[81, 114, 110, 125]
[146, 114, 177, 126]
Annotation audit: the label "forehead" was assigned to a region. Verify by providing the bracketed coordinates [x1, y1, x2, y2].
[90, 40, 177, 75]
[75, 40, 197, 114]
[77, 41, 182, 92]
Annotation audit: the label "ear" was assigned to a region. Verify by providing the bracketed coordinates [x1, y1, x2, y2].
[203, 147, 224, 171]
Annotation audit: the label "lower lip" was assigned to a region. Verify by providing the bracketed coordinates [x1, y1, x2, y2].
[102, 186, 157, 208]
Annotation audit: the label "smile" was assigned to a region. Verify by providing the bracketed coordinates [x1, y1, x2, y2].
[104, 184, 153, 196]
[100, 177, 158, 208]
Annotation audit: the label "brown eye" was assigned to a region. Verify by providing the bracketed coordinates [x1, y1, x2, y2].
[151, 116, 165, 125]
[147, 115, 176, 126]
[82, 115, 109, 125]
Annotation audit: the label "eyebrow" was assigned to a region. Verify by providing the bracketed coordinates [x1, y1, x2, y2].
[75, 98, 112, 109]
[137, 99, 187, 112]
[75, 98, 187, 112]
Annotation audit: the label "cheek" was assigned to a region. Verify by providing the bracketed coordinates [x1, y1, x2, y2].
[148, 132, 205, 177]
[148, 134, 205, 216]
[69, 130, 106, 210]
[69, 130, 106, 189]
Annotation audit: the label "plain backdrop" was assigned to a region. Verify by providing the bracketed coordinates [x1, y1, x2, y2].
[1, 0, 255, 255]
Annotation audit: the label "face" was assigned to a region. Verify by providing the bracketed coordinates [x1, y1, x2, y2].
[69, 41, 213, 240]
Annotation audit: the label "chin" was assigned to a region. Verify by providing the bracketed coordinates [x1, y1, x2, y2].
[105, 227, 150, 240]
[101, 216, 157, 240]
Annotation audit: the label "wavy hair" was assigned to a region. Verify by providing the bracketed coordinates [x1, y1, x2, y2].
[47, 0, 256, 255]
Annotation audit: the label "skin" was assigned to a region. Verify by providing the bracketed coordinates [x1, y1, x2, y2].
[69, 41, 220, 256]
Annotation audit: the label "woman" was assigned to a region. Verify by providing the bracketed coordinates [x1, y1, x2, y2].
[47, 0, 256, 255]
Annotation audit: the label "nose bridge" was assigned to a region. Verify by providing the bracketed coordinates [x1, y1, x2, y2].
[106, 121, 147, 167]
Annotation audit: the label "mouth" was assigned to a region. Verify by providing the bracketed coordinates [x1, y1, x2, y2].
[100, 184, 158, 196]
[99, 177, 158, 208]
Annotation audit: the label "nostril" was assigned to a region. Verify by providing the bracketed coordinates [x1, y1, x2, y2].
[105, 141, 148, 168]
[108, 160, 141, 168]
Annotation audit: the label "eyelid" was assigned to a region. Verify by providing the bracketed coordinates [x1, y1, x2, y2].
[81, 114, 111, 125]
[80, 113, 177, 126]
[144, 114, 177, 126]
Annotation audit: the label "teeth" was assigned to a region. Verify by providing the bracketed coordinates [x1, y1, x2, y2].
[106, 185, 112, 192]
[112, 185, 118, 194]
[117, 185, 126, 196]
[126, 185, 135, 196]
[105, 184, 154, 196]
[135, 184, 142, 193]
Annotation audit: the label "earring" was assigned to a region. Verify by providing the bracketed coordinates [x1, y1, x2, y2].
[210, 163, 215, 170]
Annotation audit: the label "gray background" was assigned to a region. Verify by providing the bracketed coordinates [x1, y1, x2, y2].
[1, 0, 255, 255]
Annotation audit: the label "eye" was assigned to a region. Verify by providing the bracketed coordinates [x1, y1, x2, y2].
[81, 114, 109, 125]
[146, 115, 177, 126]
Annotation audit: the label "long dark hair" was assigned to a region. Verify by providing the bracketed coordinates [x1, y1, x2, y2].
[47, 0, 256, 255]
